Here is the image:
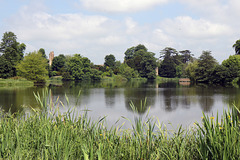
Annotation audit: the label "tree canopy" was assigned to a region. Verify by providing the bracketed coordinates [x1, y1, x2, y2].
[233, 39, 240, 55]
[38, 48, 47, 59]
[104, 54, 116, 69]
[65, 54, 101, 81]
[0, 32, 26, 78]
[195, 51, 218, 83]
[16, 51, 48, 83]
[159, 47, 178, 78]
[51, 54, 66, 72]
[124, 44, 157, 79]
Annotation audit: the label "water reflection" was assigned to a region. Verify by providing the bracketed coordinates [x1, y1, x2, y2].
[124, 87, 156, 114]
[105, 89, 116, 107]
[196, 88, 215, 112]
[0, 87, 43, 113]
[0, 81, 240, 128]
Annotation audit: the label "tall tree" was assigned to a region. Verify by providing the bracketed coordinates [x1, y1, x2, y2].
[38, 48, 47, 58]
[159, 47, 178, 78]
[124, 44, 157, 79]
[179, 50, 193, 63]
[233, 39, 240, 55]
[104, 54, 116, 69]
[195, 51, 218, 83]
[0, 32, 26, 78]
[16, 51, 48, 83]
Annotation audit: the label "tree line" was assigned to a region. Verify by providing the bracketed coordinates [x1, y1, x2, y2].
[1, 31, 240, 85]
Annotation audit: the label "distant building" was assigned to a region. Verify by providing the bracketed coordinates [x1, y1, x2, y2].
[49, 51, 54, 66]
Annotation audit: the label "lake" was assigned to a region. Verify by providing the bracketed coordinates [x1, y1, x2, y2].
[0, 80, 239, 129]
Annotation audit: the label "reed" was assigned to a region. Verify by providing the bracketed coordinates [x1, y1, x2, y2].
[0, 89, 239, 159]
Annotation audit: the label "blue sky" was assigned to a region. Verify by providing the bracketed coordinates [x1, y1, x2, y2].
[0, 0, 239, 64]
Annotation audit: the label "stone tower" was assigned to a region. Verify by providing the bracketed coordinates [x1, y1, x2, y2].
[49, 51, 54, 66]
[155, 67, 159, 76]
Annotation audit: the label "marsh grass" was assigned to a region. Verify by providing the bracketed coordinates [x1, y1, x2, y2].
[0, 78, 33, 87]
[0, 89, 240, 159]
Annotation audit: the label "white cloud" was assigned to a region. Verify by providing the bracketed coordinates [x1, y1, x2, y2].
[161, 16, 232, 39]
[7, 5, 132, 63]
[4, 0, 239, 64]
[80, 0, 168, 13]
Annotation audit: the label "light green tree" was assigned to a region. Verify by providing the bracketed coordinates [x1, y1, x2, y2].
[185, 60, 198, 81]
[16, 51, 48, 83]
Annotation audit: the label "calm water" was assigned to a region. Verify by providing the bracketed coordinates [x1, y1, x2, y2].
[0, 81, 240, 129]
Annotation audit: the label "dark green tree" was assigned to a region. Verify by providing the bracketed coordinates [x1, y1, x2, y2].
[159, 47, 178, 78]
[179, 50, 193, 63]
[51, 54, 66, 73]
[38, 48, 47, 58]
[233, 39, 240, 55]
[0, 56, 14, 78]
[104, 54, 116, 69]
[195, 51, 218, 83]
[124, 47, 135, 61]
[124, 44, 157, 79]
[0, 32, 26, 78]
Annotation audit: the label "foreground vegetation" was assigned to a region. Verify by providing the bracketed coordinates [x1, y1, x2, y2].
[0, 90, 240, 159]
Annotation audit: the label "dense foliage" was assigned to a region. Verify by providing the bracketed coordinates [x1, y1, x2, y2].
[124, 44, 157, 79]
[1, 31, 240, 86]
[16, 51, 48, 83]
[233, 39, 240, 55]
[64, 54, 102, 81]
[0, 32, 26, 78]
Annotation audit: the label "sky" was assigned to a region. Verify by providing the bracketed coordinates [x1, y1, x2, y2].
[0, 0, 239, 64]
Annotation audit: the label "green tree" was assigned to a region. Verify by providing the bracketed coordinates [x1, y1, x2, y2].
[185, 60, 198, 81]
[195, 51, 218, 83]
[119, 63, 138, 80]
[65, 54, 99, 81]
[0, 32, 26, 78]
[16, 51, 48, 83]
[233, 39, 240, 55]
[179, 50, 193, 63]
[124, 44, 157, 79]
[159, 47, 178, 78]
[221, 55, 240, 83]
[104, 54, 116, 69]
[0, 56, 14, 78]
[38, 48, 47, 58]
[210, 64, 228, 84]
[51, 54, 66, 73]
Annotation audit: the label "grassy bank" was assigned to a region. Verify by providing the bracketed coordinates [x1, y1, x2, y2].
[102, 75, 147, 82]
[156, 76, 180, 83]
[0, 91, 240, 159]
[0, 77, 33, 87]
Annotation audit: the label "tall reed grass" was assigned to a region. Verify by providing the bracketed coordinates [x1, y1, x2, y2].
[0, 89, 239, 159]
